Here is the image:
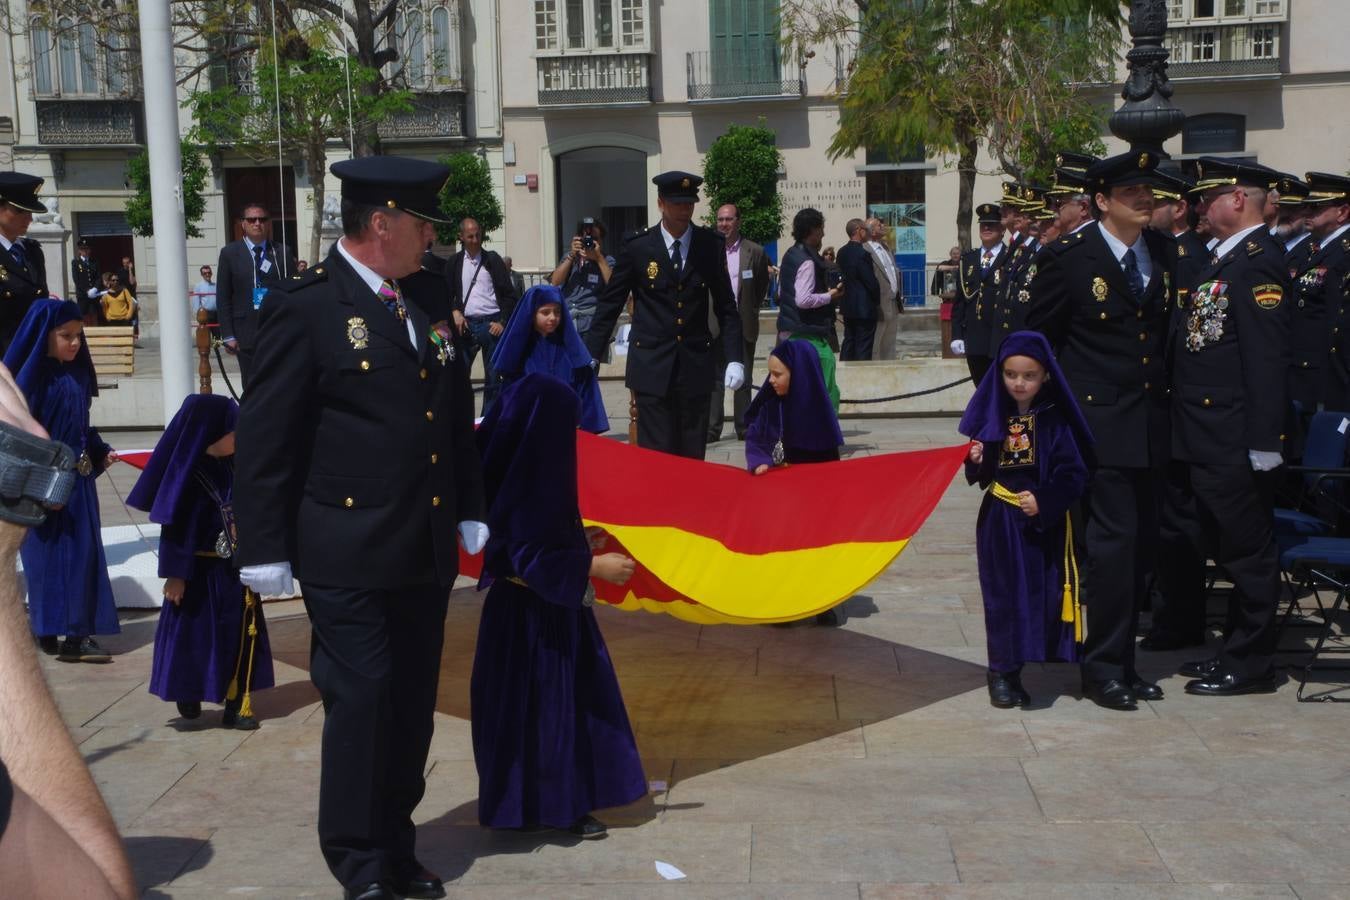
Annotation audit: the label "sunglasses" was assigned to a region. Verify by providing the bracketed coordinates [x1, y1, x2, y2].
[243, 216, 270, 224]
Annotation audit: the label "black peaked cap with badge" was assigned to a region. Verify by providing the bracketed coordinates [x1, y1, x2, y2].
[653, 171, 702, 204]
[1304, 172, 1350, 205]
[1085, 149, 1160, 192]
[1152, 169, 1195, 203]
[1189, 157, 1281, 194]
[976, 203, 1003, 225]
[0, 173, 47, 214]
[330, 156, 453, 224]
[1275, 175, 1310, 206]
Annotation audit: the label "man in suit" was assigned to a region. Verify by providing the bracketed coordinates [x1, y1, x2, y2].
[1027, 149, 1177, 711]
[837, 218, 881, 361]
[1171, 158, 1292, 696]
[950, 203, 1007, 383]
[586, 171, 744, 459]
[708, 203, 769, 442]
[0, 173, 53, 352]
[866, 217, 901, 360]
[216, 202, 297, 387]
[71, 238, 101, 324]
[444, 217, 517, 412]
[234, 157, 486, 900]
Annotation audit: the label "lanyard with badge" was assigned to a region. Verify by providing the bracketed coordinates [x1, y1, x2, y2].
[252, 244, 273, 311]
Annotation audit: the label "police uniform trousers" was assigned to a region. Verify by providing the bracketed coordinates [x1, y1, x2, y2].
[1188, 463, 1282, 677]
[303, 581, 449, 888]
[965, 355, 992, 387]
[1149, 460, 1209, 645]
[636, 389, 710, 460]
[1080, 465, 1163, 683]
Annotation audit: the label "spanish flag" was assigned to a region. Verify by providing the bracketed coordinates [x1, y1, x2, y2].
[464, 433, 967, 626]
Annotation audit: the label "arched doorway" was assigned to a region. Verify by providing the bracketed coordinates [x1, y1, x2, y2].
[554, 146, 647, 260]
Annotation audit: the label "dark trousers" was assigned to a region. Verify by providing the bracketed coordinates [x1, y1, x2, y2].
[841, 317, 876, 361]
[303, 581, 449, 890]
[635, 390, 710, 460]
[1189, 462, 1281, 677]
[1080, 465, 1162, 683]
[708, 337, 755, 440]
[237, 346, 256, 391]
[465, 316, 503, 412]
[1149, 460, 1209, 645]
[965, 354, 992, 386]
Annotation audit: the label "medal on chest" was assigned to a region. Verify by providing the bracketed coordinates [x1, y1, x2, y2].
[1300, 266, 1327, 290]
[1017, 264, 1036, 303]
[1185, 280, 1229, 352]
[428, 322, 455, 366]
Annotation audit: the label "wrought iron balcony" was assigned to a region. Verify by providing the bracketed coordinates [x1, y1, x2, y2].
[686, 48, 802, 102]
[536, 53, 652, 106]
[1165, 23, 1282, 79]
[377, 91, 466, 140]
[35, 99, 143, 145]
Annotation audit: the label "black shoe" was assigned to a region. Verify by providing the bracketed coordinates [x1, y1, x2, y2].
[567, 814, 607, 839]
[706, 431, 722, 443]
[176, 701, 202, 720]
[392, 867, 445, 900]
[36, 635, 59, 655]
[987, 671, 1029, 709]
[345, 883, 394, 900]
[1179, 658, 1222, 679]
[1184, 670, 1279, 696]
[221, 697, 259, 730]
[1127, 677, 1164, 702]
[815, 608, 843, 627]
[1139, 632, 1206, 652]
[1082, 678, 1138, 711]
[56, 637, 111, 663]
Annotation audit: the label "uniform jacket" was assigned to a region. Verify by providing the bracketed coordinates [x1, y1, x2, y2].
[990, 234, 1039, 343]
[1287, 231, 1349, 409]
[71, 253, 101, 317]
[1026, 223, 1176, 469]
[1170, 227, 1290, 464]
[445, 248, 518, 322]
[234, 247, 485, 589]
[586, 223, 742, 397]
[836, 240, 880, 321]
[215, 238, 298, 348]
[951, 243, 1006, 355]
[1285, 234, 1316, 282]
[0, 237, 49, 348]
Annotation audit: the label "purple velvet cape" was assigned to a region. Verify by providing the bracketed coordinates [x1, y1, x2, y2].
[958, 331, 1093, 672]
[490, 284, 609, 434]
[4, 300, 117, 637]
[743, 338, 844, 472]
[470, 373, 645, 828]
[127, 394, 273, 703]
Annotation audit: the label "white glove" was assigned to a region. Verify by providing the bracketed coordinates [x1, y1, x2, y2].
[239, 562, 294, 596]
[86, 287, 101, 299]
[458, 520, 489, 555]
[724, 362, 745, 390]
[950, 340, 966, 355]
[1249, 450, 1284, 472]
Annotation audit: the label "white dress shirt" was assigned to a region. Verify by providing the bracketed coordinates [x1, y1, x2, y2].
[660, 223, 693, 273]
[1097, 222, 1153, 289]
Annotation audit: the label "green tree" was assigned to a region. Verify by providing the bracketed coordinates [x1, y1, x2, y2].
[702, 123, 785, 248]
[188, 29, 412, 262]
[125, 140, 210, 239]
[783, 0, 1122, 248]
[434, 153, 503, 246]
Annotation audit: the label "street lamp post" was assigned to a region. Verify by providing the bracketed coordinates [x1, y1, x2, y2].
[1108, 0, 1186, 156]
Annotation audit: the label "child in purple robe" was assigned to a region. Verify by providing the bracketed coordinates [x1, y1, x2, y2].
[127, 394, 274, 727]
[3, 299, 119, 663]
[471, 372, 645, 838]
[958, 330, 1093, 709]
[744, 339, 844, 475]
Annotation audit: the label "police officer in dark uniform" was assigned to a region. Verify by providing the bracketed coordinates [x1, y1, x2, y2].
[585, 171, 743, 459]
[1275, 175, 1315, 278]
[234, 156, 486, 900]
[949, 202, 1006, 383]
[1303, 173, 1350, 410]
[1027, 149, 1176, 710]
[1283, 172, 1347, 414]
[0, 173, 52, 351]
[1173, 158, 1291, 696]
[71, 238, 102, 324]
[990, 185, 1045, 348]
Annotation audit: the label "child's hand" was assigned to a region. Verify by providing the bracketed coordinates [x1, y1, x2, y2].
[1017, 491, 1039, 517]
[591, 552, 635, 586]
[164, 577, 186, 605]
[968, 442, 983, 464]
[753, 464, 770, 475]
[583, 525, 608, 551]
[105, 449, 120, 465]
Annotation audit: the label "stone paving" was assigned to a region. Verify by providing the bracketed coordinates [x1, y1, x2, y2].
[54, 399, 1350, 898]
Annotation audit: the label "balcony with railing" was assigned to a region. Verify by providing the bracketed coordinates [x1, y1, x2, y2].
[1165, 22, 1282, 78]
[686, 48, 802, 102]
[378, 91, 466, 140]
[35, 99, 143, 145]
[536, 53, 652, 106]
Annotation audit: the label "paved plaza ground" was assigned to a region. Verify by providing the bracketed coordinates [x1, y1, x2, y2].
[51, 383, 1350, 898]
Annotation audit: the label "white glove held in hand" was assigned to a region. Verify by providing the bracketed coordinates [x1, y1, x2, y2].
[458, 520, 489, 555]
[724, 362, 745, 390]
[1248, 450, 1283, 472]
[239, 562, 294, 596]
[950, 340, 966, 355]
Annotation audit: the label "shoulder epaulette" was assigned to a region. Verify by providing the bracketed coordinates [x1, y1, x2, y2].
[1050, 230, 1087, 253]
[1246, 240, 1264, 258]
[279, 264, 329, 292]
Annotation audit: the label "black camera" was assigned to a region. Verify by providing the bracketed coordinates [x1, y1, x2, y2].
[827, 269, 844, 289]
[582, 235, 596, 250]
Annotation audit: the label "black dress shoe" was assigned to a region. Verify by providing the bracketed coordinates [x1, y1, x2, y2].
[176, 700, 202, 720]
[392, 867, 445, 899]
[345, 882, 394, 900]
[56, 636, 111, 663]
[1139, 632, 1206, 652]
[986, 671, 1030, 709]
[567, 814, 608, 839]
[735, 430, 747, 441]
[1082, 679, 1138, 710]
[1179, 657, 1222, 679]
[221, 697, 259, 731]
[1184, 670, 1279, 696]
[36, 635, 59, 655]
[1127, 678, 1164, 702]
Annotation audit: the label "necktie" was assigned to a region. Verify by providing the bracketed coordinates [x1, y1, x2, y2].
[378, 279, 408, 322]
[981, 250, 993, 271]
[1122, 248, 1144, 302]
[10, 241, 27, 270]
[252, 244, 265, 274]
[670, 238, 682, 276]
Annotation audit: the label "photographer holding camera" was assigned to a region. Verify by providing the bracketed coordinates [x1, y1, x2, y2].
[549, 217, 614, 342]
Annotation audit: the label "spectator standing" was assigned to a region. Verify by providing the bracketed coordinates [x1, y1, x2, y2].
[99, 274, 135, 327]
[0, 173, 52, 352]
[191, 264, 217, 325]
[71, 239, 101, 325]
[775, 207, 843, 409]
[866, 217, 901, 360]
[549, 217, 614, 343]
[836, 218, 881, 361]
[708, 203, 769, 442]
[446, 217, 518, 413]
[215, 203, 297, 387]
[504, 256, 526, 301]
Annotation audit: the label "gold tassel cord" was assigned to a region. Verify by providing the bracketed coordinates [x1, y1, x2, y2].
[238, 589, 261, 719]
[989, 482, 1082, 643]
[225, 582, 249, 703]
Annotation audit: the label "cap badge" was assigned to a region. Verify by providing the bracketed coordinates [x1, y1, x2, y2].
[347, 316, 370, 350]
[681, 177, 690, 188]
[1138, 152, 1149, 168]
[1092, 276, 1108, 302]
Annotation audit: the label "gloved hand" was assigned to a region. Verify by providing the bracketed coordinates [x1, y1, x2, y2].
[87, 287, 101, 299]
[458, 520, 489, 555]
[950, 340, 966, 355]
[1249, 450, 1284, 472]
[239, 562, 294, 596]
[724, 362, 745, 390]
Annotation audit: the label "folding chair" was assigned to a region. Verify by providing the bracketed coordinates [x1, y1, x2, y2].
[1279, 536, 1350, 701]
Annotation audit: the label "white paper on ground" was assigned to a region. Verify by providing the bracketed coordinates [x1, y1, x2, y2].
[654, 861, 686, 881]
